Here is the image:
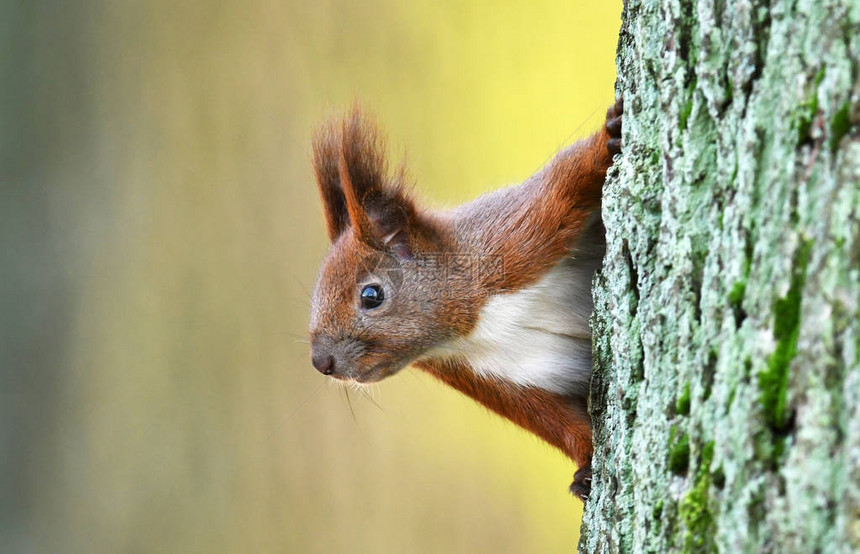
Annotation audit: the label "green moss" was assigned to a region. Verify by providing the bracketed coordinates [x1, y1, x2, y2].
[753, 426, 790, 469]
[712, 466, 725, 489]
[725, 74, 734, 105]
[795, 96, 818, 145]
[795, 67, 826, 145]
[772, 435, 787, 463]
[729, 280, 747, 325]
[726, 386, 736, 409]
[653, 500, 665, 521]
[830, 102, 852, 151]
[728, 280, 746, 307]
[743, 237, 753, 277]
[676, 382, 692, 416]
[753, 429, 771, 461]
[679, 441, 716, 553]
[758, 239, 811, 430]
[668, 426, 691, 475]
[759, 341, 794, 429]
[701, 441, 714, 468]
[703, 350, 717, 401]
[680, 97, 695, 132]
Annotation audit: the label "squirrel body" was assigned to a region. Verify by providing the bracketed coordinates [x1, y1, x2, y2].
[423, 228, 602, 395]
[309, 100, 622, 500]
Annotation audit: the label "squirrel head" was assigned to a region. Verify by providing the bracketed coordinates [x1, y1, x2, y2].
[308, 108, 479, 383]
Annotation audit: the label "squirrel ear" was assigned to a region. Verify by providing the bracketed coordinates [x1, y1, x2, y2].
[338, 108, 416, 259]
[312, 122, 350, 242]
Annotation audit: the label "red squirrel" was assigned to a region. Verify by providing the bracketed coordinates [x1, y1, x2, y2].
[309, 99, 622, 501]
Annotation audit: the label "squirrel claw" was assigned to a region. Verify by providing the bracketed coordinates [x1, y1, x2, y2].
[570, 463, 593, 503]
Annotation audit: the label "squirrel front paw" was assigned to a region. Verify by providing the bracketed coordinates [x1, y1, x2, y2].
[605, 96, 623, 156]
[570, 462, 593, 502]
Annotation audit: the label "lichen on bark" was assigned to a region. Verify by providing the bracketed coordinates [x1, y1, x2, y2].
[580, 0, 860, 552]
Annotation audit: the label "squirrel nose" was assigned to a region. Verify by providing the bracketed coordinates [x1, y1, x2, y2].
[311, 351, 335, 375]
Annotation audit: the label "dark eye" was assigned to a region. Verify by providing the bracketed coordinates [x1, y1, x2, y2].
[360, 284, 385, 309]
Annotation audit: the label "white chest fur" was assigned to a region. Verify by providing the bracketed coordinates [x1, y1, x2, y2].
[429, 258, 596, 397]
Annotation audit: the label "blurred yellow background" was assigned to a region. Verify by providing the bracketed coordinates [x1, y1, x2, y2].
[1, 1, 621, 552]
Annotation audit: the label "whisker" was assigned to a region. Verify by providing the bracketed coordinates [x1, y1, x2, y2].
[358, 386, 384, 412]
[342, 387, 358, 423]
[533, 105, 601, 173]
[265, 380, 325, 442]
[279, 331, 308, 339]
[264, 108, 312, 161]
[288, 271, 313, 301]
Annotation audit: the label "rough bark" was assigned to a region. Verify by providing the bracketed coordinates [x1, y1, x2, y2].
[580, 1, 860, 552]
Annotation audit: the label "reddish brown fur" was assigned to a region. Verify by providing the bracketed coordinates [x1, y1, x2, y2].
[310, 108, 478, 382]
[312, 121, 350, 242]
[309, 100, 623, 499]
[407, 113, 619, 471]
[452, 129, 614, 294]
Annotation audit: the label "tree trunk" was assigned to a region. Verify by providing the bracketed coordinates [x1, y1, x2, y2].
[580, 1, 860, 552]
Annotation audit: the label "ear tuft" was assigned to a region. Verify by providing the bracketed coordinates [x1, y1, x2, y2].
[312, 121, 349, 242]
[337, 107, 386, 242]
[312, 105, 420, 256]
[339, 107, 418, 257]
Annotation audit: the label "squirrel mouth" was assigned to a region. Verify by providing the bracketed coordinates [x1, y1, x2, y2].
[355, 362, 401, 383]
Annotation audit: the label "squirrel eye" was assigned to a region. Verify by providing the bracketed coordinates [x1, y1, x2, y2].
[360, 284, 385, 309]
